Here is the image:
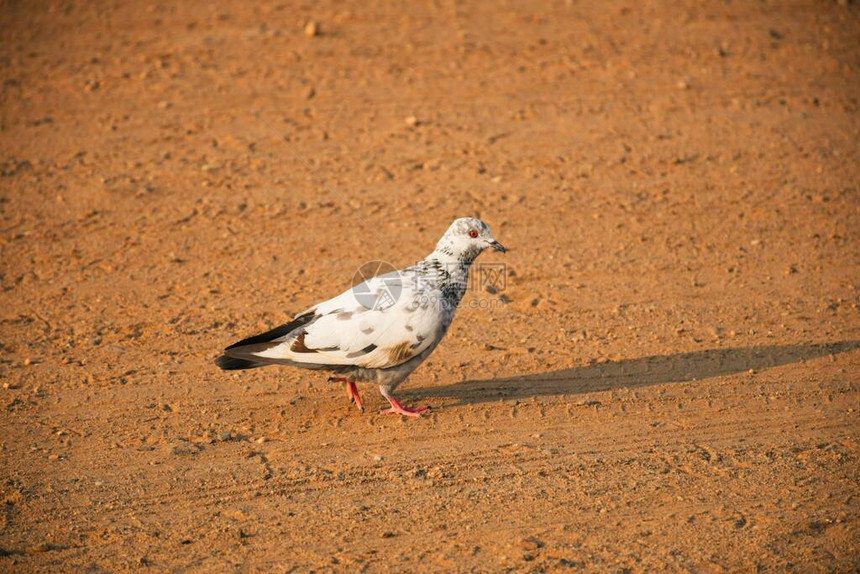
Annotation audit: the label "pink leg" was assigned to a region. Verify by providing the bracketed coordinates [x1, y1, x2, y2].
[380, 394, 429, 417]
[328, 377, 364, 412]
[346, 381, 364, 412]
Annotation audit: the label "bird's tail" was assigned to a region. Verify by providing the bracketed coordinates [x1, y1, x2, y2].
[215, 312, 317, 372]
[215, 355, 267, 370]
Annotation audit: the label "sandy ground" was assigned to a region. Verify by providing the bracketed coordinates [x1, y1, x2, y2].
[1, 0, 859, 571]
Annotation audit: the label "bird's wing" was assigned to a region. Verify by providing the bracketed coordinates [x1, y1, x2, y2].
[222, 270, 445, 370]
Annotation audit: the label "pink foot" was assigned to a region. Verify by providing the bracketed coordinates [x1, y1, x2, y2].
[380, 395, 430, 417]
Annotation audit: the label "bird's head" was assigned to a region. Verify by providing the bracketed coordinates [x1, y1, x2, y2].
[434, 217, 506, 262]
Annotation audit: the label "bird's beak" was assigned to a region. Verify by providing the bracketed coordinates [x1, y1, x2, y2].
[489, 240, 507, 253]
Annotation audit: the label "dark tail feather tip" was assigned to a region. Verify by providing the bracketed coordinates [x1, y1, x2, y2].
[215, 355, 264, 370]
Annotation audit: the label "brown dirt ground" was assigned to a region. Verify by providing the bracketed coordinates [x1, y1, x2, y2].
[1, 0, 859, 571]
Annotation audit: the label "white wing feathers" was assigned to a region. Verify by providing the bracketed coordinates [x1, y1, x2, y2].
[244, 272, 442, 370]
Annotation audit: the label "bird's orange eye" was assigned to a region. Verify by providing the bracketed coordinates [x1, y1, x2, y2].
[469, 230, 478, 238]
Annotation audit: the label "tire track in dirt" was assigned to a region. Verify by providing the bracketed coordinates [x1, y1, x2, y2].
[25, 410, 853, 527]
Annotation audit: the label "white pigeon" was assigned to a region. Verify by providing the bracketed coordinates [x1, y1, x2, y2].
[216, 217, 507, 416]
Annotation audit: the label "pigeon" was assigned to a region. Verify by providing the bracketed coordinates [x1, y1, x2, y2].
[215, 217, 506, 416]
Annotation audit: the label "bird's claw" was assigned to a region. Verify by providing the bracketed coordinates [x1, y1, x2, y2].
[379, 405, 430, 417]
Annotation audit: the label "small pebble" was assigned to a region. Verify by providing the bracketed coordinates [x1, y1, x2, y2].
[171, 442, 201, 455]
[304, 21, 318, 37]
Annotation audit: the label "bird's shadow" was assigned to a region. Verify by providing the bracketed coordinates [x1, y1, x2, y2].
[409, 341, 859, 406]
